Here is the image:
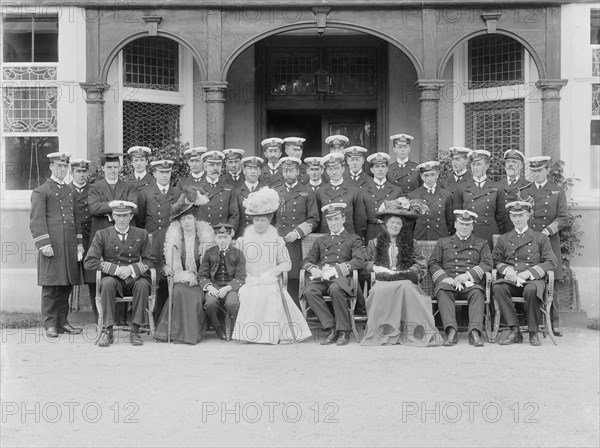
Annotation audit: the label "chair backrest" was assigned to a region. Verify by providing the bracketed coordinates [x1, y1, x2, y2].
[301, 233, 327, 259]
[415, 240, 438, 297]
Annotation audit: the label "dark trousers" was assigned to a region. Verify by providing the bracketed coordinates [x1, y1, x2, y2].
[155, 277, 169, 319]
[304, 280, 351, 331]
[436, 287, 484, 334]
[41, 285, 72, 329]
[204, 287, 240, 331]
[493, 282, 541, 332]
[99, 276, 150, 328]
[91, 282, 127, 323]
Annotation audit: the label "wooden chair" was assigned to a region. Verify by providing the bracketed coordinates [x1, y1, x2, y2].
[298, 233, 362, 343]
[373, 240, 493, 342]
[95, 269, 157, 343]
[490, 234, 556, 345]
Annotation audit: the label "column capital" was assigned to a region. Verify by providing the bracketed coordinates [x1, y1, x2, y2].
[79, 82, 110, 104]
[202, 81, 229, 103]
[536, 79, 568, 101]
[415, 79, 446, 101]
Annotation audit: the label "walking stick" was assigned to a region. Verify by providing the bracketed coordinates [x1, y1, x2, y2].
[167, 244, 177, 343]
[278, 276, 298, 343]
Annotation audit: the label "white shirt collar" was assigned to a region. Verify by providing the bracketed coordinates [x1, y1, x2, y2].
[135, 171, 147, 179]
[72, 181, 86, 189]
[536, 180, 547, 188]
[157, 183, 169, 192]
[515, 226, 529, 235]
[310, 180, 322, 187]
[245, 181, 258, 189]
[285, 181, 298, 189]
[115, 226, 130, 234]
[350, 170, 362, 177]
[230, 170, 242, 178]
[426, 183, 437, 192]
[373, 178, 386, 186]
[191, 171, 204, 179]
[105, 178, 118, 185]
[397, 158, 409, 165]
[268, 162, 280, 170]
[207, 176, 220, 185]
[454, 169, 467, 177]
[330, 229, 344, 236]
[473, 175, 487, 183]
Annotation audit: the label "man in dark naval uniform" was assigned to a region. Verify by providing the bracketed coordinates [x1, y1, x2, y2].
[324, 134, 349, 154]
[273, 157, 320, 307]
[455, 149, 506, 249]
[260, 137, 285, 186]
[69, 158, 96, 320]
[304, 157, 325, 192]
[222, 148, 245, 189]
[85, 201, 155, 347]
[176, 147, 207, 190]
[408, 161, 454, 241]
[235, 156, 267, 238]
[123, 146, 153, 194]
[283, 137, 309, 184]
[492, 201, 558, 346]
[498, 149, 530, 232]
[439, 146, 473, 208]
[387, 133, 421, 194]
[30, 152, 84, 338]
[137, 159, 182, 318]
[302, 203, 366, 346]
[343, 146, 371, 188]
[428, 210, 493, 347]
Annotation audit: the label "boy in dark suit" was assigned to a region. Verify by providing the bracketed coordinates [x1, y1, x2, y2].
[198, 223, 246, 340]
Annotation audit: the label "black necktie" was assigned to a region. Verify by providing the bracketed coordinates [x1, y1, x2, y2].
[117, 231, 127, 241]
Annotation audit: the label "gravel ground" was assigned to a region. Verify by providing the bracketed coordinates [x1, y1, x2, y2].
[1, 323, 598, 448]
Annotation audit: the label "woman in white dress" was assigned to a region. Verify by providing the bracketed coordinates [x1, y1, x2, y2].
[232, 188, 312, 344]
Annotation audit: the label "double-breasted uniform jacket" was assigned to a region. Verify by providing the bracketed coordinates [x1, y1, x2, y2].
[518, 181, 568, 279]
[362, 179, 403, 242]
[123, 172, 153, 194]
[137, 183, 182, 270]
[408, 184, 454, 241]
[84, 225, 155, 280]
[88, 179, 138, 239]
[302, 230, 366, 295]
[387, 160, 422, 193]
[273, 182, 320, 277]
[308, 181, 325, 193]
[223, 171, 245, 189]
[30, 179, 83, 286]
[176, 172, 205, 190]
[315, 182, 367, 239]
[260, 163, 284, 186]
[198, 245, 247, 291]
[492, 228, 558, 300]
[69, 182, 92, 249]
[194, 178, 239, 232]
[343, 170, 371, 189]
[439, 171, 472, 208]
[428, 233, 493, 296]
[497, 176, 531, 232]
[456, 179, 506, 248]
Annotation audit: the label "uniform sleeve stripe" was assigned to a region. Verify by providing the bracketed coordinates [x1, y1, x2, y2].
[533, 265, 545, 277]
[431, 270, 445, 282]
[33, 234, 50, 243]
[473, 266, 484, 278]
[497, 263, 509, 274]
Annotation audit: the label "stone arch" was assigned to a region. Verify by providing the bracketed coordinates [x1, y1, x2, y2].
[99, 31, 207, 84]
[436, 28, 547, 80]
[221, 21, 423, 81]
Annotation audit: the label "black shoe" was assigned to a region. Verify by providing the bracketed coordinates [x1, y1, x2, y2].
[130, 332, 143, 346]
[336, 331, 350, 346]
[529, 332, 541, 346]
[469, 330, 484, 347]
[320, 329, 339, 345]
[354, 305, 367, 316]
[45, 326, 58, 338]
[215, 328, 228, 342]
[553, 328, 563, 337]
[98, 330, 114, 347]
[499, 329, 523, 345]
[58, 324, 82, 335]
[443, 328, 458, 346]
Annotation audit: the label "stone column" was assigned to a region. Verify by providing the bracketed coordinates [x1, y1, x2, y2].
[202, 81, 228, 150]
[536, 79, 568, 161]
[80, 82, 110, 163]
[415, 80, 446, 162]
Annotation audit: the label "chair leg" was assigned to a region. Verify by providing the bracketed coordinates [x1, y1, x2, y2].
[225, 313, 232, 341]
[300, 297, 308, 319]
[147, 308, 155, 338]
[95, 295, 103, 344]
[484, 302, 493, 343]
[350, 311, 361, 343]
[492, 303, 501, 343]
[542, 302, 557, 346]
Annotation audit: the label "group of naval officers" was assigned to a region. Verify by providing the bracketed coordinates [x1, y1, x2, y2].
[29, 131, 567, 347]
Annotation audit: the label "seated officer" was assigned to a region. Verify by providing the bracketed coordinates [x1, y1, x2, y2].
[428, 210, 493, 347]
[302, 203, 366, 346]
[84, 201, 155, 347]
[492, 201, 558, 346]
[198, 223, 246, 341]
[325, 135, 349, 154]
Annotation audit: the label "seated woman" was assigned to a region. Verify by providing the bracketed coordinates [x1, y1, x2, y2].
[155, 187, 214, 344]
[232, 187, 312, 344]
[361, 198, 441, 347]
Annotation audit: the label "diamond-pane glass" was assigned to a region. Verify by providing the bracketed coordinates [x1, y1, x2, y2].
[123, 37, 179, 91]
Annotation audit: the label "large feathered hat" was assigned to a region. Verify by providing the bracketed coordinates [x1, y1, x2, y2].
[243, 187, 280, 216]
[376, 197, 429, 221]
[169, 186, 209, 221]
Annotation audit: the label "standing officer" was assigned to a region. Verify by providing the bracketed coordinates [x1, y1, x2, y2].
[260, 137, 285, 186]
[30, 152, 84, 338]
[428, 210, 493, 347]
[69, 158, 96, 320]
[273, 157, 320, 307]
[235, 156, 266, 238]
[325, 134, 349, 154]
[305, 157, 325, 191]
[177, 147, 207, 189]
[343, 146, 371, 188]
[455, 149, 506, 249]
[283, 137, 309, 184]
[408, 161, 454, 241]
[123, 146, 153, 193]
[363, 153, 403, 243]
[498, 149, 530, 232]
[84, 201, 155, 347]
[137, 160, 182, 318]
[519, 156, 568, 336]
[196, 150, 239, 231]
[439, 146, 473, 206]
[315, 153, 367, 241]
[492, 201, 558, 346]
[223, 148, 246, 189]
[387, 133, 421, 194]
